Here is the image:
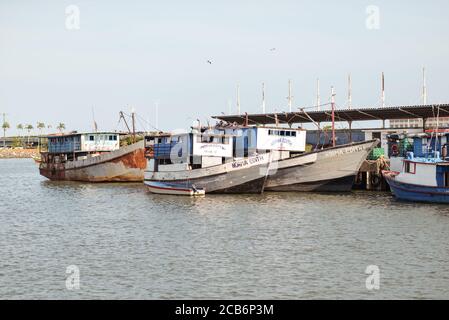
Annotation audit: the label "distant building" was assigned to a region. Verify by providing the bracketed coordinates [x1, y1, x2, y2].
[390, 117, 449, 129]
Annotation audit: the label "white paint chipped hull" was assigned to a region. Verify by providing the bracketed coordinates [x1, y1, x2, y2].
[264, 140, 378, 192]
[145, 153, 272, 194]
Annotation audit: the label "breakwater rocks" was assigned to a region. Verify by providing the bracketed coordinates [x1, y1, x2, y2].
[0, 148, 39, 159]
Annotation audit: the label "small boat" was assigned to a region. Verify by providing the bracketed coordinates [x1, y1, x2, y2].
[383, 154, 449, 203]
[145, 180, 205, 196]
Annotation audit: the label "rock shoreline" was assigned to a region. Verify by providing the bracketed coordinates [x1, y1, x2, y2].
[0, 148, 39, 159]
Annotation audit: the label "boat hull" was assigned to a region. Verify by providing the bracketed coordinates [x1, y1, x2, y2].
[145, 181, 205, 196]
[39, 141, 147, 182]
[145, 154, 271, 194]
[264, 140, 377, 192]
[383, 171, 449, 203]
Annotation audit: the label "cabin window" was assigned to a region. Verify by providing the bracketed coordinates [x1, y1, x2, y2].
[89, 135, 94, 141]
[404, 161, 416, 174]
[445, 172, 449, 187]
[292, 131, 297, 137]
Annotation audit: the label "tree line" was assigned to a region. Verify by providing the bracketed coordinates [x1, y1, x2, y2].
[2, 119, 67, 148]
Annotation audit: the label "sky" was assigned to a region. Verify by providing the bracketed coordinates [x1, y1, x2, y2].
[1, 0, 449, 135]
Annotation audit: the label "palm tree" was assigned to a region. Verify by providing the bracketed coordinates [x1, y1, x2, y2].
[2, 121, 10, 148]
[17, 124, 24, 147]
[37, 122, 45, 135]
[36, 122, 45, 149]
[25, 124, 33, 146]
[57, 123, 66, 133]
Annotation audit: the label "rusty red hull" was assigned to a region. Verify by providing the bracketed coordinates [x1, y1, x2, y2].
[39, 141, 147, 182]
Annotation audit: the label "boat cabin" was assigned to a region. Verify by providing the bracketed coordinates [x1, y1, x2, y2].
[42, 132, 121, 164]
[146, 126, 306, 172]
[47, 132, 120, 153]
[397, 153, 449, 188]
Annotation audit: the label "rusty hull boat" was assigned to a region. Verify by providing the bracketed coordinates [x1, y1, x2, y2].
[39, 132, 146, 182]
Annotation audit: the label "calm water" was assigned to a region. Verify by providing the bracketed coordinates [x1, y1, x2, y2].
[1, 159, 448, 299]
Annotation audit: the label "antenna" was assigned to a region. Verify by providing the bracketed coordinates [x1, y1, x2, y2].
[381, 72, 385, 108]
[316, 78, 320, 111]
[348, 73, 352, 110]
[262, 82, 266, 114]
[237, 84, 241, 115]
[287, 79, 293, 112]
[155, 101, 159, 130]
[91, 106, 98, 132]
[331, 86, 336, 147]
[422, 67, 427, 105]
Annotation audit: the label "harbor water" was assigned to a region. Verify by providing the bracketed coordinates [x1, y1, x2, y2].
[1, 159, 448, 299]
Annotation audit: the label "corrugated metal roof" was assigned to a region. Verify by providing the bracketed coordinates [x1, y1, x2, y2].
[212, 104, 449, 125]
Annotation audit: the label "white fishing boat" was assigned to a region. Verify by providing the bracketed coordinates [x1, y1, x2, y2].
[383, 130, 449, 203]
[213, 125, 377, 192]
[144, 130, 272, 194]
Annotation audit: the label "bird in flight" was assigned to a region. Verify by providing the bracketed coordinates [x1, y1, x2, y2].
[207, 60, 213, 64]
[270, 48, 276, 51]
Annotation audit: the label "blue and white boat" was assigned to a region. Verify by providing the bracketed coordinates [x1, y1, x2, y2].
[383, 152, 449, 203]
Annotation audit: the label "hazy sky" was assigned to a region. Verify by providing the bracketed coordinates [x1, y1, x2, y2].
[1, 0, 449, 134]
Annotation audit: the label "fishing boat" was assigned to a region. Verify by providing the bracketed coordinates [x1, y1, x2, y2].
[264, 140, 378, 192]
[383, 155, 449, 203]
[145, 180, 205, 196]
[39, 132, 146, 182]
[213, 124, 377, 192]
[144, 130, 272, 194]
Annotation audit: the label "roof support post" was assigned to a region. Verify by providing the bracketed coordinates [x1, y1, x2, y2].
[348, 121, 353, 143]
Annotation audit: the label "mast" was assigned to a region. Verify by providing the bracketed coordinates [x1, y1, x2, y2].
[422, 67, 427, 105]
[119, 111, 131, 133]
[155, 101, 159, 130]
[131, 107, 136, 143]
[237, 84, 241, 115]
[348, 73, 352, 110]
[331, 86, 336, 147]
[381, 72, 385, 108]
[316, 78, 320, 111]
[91, 106, 98, 132]
[287, 79, 292, 112]
[262, 82, 266, 114]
